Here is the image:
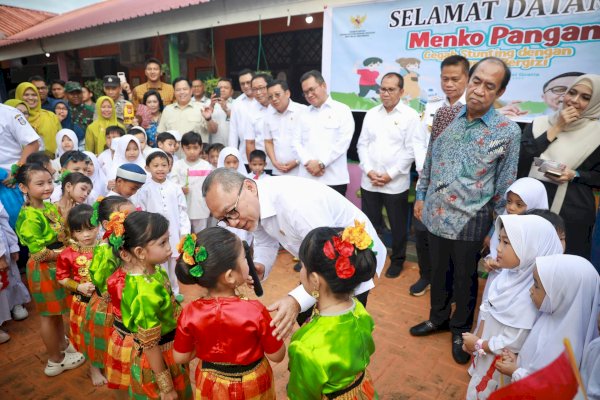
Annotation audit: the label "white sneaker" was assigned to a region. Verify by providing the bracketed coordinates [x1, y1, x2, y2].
[11, 304, 28, 321]
[0, 329, 10, 344]
[44, 351, 85, 376]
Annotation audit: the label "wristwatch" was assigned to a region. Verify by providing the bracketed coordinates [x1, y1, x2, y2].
[318, 161, 325, 169]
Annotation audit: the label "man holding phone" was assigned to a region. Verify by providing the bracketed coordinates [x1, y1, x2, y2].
[210, 78, 234, 145]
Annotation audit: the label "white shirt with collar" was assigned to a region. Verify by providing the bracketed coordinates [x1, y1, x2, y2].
[211, 98, 233, 145]
[264, 100, 307, 176]
[191, 95, 211, 108]
[0, 104, 41, 171]
[228, 93, 253, 165]
[357, 102, 422, 194]
[253, 176, 387, 312]
[294, 96, 354, 185]
[244, 99, 274, 170]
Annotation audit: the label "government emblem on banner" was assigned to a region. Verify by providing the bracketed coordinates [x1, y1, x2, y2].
[350, 15, 366, 29]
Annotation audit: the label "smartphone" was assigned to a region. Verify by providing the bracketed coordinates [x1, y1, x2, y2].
[214, 87, 221, 97]
[544, 169, 563, 178]
[117, 72, 127, 83]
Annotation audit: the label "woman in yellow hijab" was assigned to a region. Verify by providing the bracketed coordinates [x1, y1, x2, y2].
[4, 99, 30, 118]
[15, 82, 61, 156]
[85, 96, 123, 155]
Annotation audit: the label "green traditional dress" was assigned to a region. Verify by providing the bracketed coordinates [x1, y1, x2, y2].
[287, 299, 379, 399]
[15, 203, 67, 316]
[121, 266, 191, 399]
[83, 242, 119, 368]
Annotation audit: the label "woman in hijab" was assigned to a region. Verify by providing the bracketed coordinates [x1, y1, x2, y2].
[85, 96, 123, 155]
[518, 74, 600, 259]
[4, 99, 30, 118]
[464, 215, 564, 399]
[496, 254, 600, 383]
[54, 100, 85, 148]
[15, 82, 61, 157]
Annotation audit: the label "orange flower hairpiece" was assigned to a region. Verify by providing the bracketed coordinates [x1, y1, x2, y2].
[177, 234, 207, 277]
[103, 211, 128, 251]
[342, 220, 374, 250]
[323, 220, 375, 279]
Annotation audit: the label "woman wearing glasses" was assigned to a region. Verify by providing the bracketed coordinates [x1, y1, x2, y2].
[517, 74, 600, 264]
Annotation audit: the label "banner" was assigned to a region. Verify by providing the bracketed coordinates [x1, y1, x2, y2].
[322, 0, 600, 122]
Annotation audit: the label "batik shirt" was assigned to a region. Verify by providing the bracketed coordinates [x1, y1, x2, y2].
[69, 103, 94, 132]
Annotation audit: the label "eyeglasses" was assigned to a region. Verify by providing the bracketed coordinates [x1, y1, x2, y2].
[268, 92, 285, 100]
[302, 85, 320, 97]
[379, 87, 399, 94]
[544, 86, 568, 95]
[252, 86, 267, 93]
[218, 182, 245, 225]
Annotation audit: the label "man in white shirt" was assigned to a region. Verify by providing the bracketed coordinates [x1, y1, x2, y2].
[294, 70, 354, 196]
[411, 55, 469, 297]
[228, 69, 255, 167]
[358, 72, 424, 279]
[203, 168, 387, 339]
[209, 78, 234, 145]
[244, 73, 274, 173]
[190, 79, 211, 107]
[157, 77, 217, 144]
[264, 80, 306, 176]
[0, 103, 40, 185]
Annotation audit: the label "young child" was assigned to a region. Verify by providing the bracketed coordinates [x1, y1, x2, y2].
[495, 255, 600, 385]
[217, 146, 247, 175]
[0, 202, 31, 342]
[130, 126, 152, 158]
[207, 143, 224, 168]
[137, 151, 191, 295]
[98, 125, 125, 177]
[84, 196, 135, 390]
[15, 163, 86, 376]
[156, 131, 178, 161]
[52, 129, 79, 173]
[287, 223, 378, 399]
[173, 227, 284, 398]
[55, 204, 103, 384]
[463, 215, 564, 399]
[106, 163, 147, 204]
[83, 151, 109, 202]
[581, 314, 600, 400]
[51, 151, 92, 202]
[108, 134, 146, 183]
[171, 132, 213, 233]
[55, 172, 93, 219]
[247, 149, 269, 180]
[118, 211, 191, 399]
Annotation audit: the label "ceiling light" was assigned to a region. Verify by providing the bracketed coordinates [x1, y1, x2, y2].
[305, 14, 313, 24]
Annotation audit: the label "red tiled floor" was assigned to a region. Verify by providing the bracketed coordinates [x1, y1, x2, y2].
[0, 251, 484, 399]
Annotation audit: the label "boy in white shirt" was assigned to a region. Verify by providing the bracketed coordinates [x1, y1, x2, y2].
[105, 163, 146, 209]
[137, 151, 191, 294]
[98, 126, 125, 177]
[171, 132, 213, 233]
[247, 149, 270, 181]
[156, 131, 179, 162]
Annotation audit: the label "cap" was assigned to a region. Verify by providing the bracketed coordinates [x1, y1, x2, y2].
[103, 75, 120, 88]
[116, 163, 147, 184]
[64, 81, 82, 93]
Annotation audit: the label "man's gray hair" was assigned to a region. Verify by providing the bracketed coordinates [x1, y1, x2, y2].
[202, 168, 246, 197]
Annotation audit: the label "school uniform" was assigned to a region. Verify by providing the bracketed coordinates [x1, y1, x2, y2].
[171, 158, 212, 232]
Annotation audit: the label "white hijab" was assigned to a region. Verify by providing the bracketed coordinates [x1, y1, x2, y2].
[486, 215, 564, 329]
[109, 134, 145, 180]
[55, 129, 79, 158]
[518, 255, 600, 373]
[217, 146, 247, 175]
[489, 178, 549, 258]
[83, 151, 108, 201]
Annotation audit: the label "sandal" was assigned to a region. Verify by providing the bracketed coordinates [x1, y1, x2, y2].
[44, 351, 86, 376]
[64, 336, 77, 353]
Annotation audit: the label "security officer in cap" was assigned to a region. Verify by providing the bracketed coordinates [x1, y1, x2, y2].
[95, 75, 134, 125]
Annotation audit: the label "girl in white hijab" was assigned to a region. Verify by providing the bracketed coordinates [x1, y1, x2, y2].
[51, 129, 79, 175]
[464, 215, 564, 399]
[107, 134, 146, 181]
[582, 316, 600, 400]
[217, 146, 248, 175]
[83, 151, 108, 202]
[495, 254, 600, 385]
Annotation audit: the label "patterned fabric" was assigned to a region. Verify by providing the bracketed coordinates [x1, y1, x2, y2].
[84, 292, 114, 368]
[106, 326, 134, 390]
[26, 258, 67, 316]
[416, 106, 521, 240]
[68, 295, 88, 352]
[70, 103, 95, 132]
[195, 357, 275, 400]
[329, 371, 378, 400]
[430, 103, 463, 141]
[129, 343, 191, 399]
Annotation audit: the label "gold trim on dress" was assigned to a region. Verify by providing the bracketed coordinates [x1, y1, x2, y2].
[135, 325, 162, 348]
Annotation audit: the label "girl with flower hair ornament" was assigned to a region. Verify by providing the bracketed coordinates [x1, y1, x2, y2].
[173, 227, 285, 399]
[287, 221, 379, 399]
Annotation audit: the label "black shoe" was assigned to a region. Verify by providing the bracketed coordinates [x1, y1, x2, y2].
[409, 320, 449, 337]
[409, 279, 431, 296]
[385, 264, 403, 278]
[452, 333, 471, 364]
[293, 262, 301, 272]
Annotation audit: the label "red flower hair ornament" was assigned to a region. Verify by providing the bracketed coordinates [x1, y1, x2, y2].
[323, 236, 356, 279]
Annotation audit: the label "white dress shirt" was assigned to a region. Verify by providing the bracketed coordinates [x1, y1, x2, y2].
[136, 179, 191, 254]
[357, 102, 421, 194]
[264, 100, 307, 176]
[422, 92, 467, 129]
[253, 176, 387, 311]
[228, 94, 253, 165]
[210, 98, 233, 145]
[244, 100, 274, 170]
[294, 96, 354, 185]
[0, 104, 41, 171]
